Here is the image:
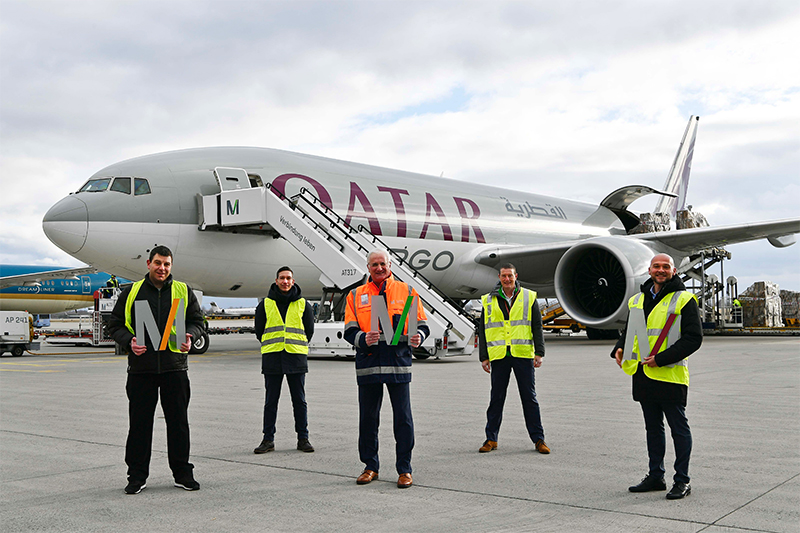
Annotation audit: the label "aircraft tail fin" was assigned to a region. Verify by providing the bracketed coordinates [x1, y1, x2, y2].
[209, 302, 221, 313]
[654, 115, 699, 218]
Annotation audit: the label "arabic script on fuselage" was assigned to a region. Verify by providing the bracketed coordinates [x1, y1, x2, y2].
[500, 196, 567, 220]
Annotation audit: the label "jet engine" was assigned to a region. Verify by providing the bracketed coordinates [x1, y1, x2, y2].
[554, 237, 656, 330]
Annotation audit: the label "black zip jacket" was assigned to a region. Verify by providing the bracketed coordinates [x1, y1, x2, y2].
[612, 275, 703, 405]
[107, 274, 204, 374]
[254, 283, 315, 375]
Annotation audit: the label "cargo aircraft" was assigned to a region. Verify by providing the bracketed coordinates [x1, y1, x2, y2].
[41, 117, 799, 343]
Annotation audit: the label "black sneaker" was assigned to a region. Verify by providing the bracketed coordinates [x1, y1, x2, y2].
[124, 480, 146, 494]
[297, 438, 315, 453]
[629, 475, 667, 492]
[174, 477, 200, 491]
[254, 439, 275, 454]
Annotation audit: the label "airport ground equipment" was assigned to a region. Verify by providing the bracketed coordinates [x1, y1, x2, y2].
[43, 287, 212, 353]
[198, 171, 477, 358]
[539, 300, 584, 334]
[0, 311, 40, 356]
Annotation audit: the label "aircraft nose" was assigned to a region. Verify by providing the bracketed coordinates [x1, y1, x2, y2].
[42, 195, 88, 253]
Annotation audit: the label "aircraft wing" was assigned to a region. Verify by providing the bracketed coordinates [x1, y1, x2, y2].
[0, 266, 98, 290]
[473, 217, 800, 286]
[635, 218, 800, 253]
[474, 241, 577, 286]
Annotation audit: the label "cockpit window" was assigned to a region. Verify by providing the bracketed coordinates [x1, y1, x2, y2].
[78, 178, 111, 193]
[110, 177, 131, 194]
[134, 178, 151, 196]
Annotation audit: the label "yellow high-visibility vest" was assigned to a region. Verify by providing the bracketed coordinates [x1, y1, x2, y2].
[481, 289, 538, 361]
[124, 279, 188, 353]
[261, 298, 309, 355]
[621, 290, 696, 386]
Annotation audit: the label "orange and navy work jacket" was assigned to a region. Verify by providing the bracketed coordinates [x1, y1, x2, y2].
[344, 274, 429, 385]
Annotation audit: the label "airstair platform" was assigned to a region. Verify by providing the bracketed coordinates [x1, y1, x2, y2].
[198, 167, 476, 357]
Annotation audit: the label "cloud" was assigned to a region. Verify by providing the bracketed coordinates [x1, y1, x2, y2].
[1, 0, 798, 292]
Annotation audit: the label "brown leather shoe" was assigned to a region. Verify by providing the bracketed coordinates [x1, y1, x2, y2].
[356, 470, 378, 485]
[535, 439, 551, 454]
[397, 473, 412, 488]
[479, 440, 498, 453]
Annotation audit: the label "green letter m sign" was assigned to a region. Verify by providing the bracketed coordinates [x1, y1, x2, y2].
[226, 199, 239, 216]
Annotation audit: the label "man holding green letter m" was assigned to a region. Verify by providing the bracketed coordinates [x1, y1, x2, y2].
[613, 253, 702, 500]
[107, 245, 205, 495]
[344, 249, 429, 489]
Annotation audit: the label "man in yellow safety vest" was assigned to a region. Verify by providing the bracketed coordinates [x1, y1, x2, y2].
[253, 266, 315, 454]
[107, 245, 205, 495]
[477, 263, 550, 455]
[613, 253, 702, 500]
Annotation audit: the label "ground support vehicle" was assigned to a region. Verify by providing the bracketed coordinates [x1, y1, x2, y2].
[0, 311, 40, 356]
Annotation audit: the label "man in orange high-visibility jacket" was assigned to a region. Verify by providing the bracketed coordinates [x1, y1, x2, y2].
[613, 254, 702, 500]
[344, 249, 429, 489]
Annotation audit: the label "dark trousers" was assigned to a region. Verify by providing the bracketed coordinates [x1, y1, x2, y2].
[125, 371, 193, 483]
[485, 356, 544, 443]
[263, 373, 308, 441]
[358, 382, 414, 475]
[640, 401, 692, 483]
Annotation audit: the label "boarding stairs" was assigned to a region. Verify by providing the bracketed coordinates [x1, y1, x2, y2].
[198, 168, 476, 356]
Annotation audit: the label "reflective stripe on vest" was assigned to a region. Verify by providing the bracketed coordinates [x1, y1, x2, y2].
[261, 298, 308, 354]
[481, 288, 537, 361]
[621, 290, 696, 386]
[124, 279, 189, 353]
[355, 366, 412, 377]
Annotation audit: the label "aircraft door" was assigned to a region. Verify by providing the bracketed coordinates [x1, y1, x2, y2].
[214, 167, 251, 191]
[81, 276, 92, 294]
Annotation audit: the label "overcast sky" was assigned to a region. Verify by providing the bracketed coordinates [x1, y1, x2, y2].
[1, 0, 798, 307]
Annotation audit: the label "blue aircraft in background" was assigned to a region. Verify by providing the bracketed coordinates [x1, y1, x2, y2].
[0, 265, 129, 320]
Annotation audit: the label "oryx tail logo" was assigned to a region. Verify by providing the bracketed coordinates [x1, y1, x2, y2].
[226, 199, 239, 216]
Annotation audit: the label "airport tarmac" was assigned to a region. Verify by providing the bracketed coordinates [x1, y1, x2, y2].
[1, 334, 798, 532]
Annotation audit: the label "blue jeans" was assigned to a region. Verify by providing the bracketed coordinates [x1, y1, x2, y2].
[485, 356, 544, 443]
[640, 401, 692, 483]
[263, 373, 308, 440]
[358, 382, 414, 474]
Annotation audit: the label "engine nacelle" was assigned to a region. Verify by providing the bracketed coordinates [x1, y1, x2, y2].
[554, 237, 656, 329]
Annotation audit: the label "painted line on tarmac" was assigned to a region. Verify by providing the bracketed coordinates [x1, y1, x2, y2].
[2, 427, 791, 533]
[0, 369, 67, 373]
[695, 471, 800, 533]
[191, 453, 787, 533]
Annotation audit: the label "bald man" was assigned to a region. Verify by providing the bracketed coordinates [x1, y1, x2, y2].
[612, 254, 702, 500]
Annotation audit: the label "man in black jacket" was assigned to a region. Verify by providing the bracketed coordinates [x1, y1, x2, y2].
[613, 253, 702, 500]
[107, 245, 205, 495]
[253, 266, 315, 454]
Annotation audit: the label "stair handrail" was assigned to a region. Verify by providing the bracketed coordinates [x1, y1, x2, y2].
[292, 187, 477, 329]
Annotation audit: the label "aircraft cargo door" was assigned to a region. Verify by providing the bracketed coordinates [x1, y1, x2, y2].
[214, 167, 251, 191]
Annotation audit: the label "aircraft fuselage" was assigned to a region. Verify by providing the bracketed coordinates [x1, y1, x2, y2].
[43, 147, 621, 300]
